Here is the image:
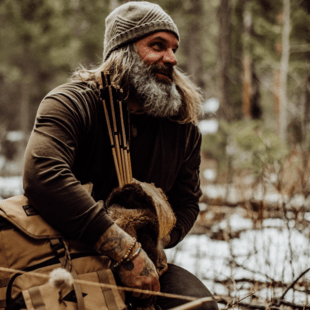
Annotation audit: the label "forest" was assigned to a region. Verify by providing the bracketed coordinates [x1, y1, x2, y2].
[1, 0, 310, 309]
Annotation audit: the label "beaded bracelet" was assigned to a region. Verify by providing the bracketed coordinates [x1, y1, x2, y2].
[113, 237, 136, 268]
[126, 242, 142, 262]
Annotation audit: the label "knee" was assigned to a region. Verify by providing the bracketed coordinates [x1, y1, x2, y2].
[205, 299, 219, 310]
[159, 264, 219, 310]
[196, 299, 219, 310]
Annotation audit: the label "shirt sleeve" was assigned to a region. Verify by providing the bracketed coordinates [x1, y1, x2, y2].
[23, 84, 114, 246]
[166, 124, 202, 248]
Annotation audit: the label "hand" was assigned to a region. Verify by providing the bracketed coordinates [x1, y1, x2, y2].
[117, 248, 160, 299]
[156, 235, 170, 277]
[94, 224, 160, 298]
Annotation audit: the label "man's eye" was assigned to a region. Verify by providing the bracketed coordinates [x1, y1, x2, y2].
[152, 42, 164, 50]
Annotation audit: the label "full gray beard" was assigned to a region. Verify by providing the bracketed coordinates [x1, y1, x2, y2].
[128, 54, 182, 118]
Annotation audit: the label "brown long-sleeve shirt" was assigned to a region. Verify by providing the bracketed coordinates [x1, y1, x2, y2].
[23, 82, 202, 248]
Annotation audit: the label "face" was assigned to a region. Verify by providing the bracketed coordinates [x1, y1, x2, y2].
[127, 40, 182, 118]
[135, 31, 179, 83]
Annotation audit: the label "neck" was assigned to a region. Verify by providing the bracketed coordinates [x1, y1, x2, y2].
[126, 95, 143, 113]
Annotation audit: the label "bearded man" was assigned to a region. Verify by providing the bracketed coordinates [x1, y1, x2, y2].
[23, 2, 218, 310]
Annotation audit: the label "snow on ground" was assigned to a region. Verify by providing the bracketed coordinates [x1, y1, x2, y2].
[166, 215, 310, 305]
[201, 183, 304, 206]
[1, 176, 310, 306]
[0, 176, 23, 199]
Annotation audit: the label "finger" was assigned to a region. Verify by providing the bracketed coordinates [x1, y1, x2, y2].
[132, 291, 141, 298]
[132, 284, 152, 299]
[153, 278, 160, 292]
[139, 293, 152, 299]
[139, 284, 153, 299]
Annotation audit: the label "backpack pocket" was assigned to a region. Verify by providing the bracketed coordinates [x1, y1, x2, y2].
[7, 264, 126, 310]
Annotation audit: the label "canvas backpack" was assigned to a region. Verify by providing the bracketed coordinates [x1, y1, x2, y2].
[0, 183, 127, 310]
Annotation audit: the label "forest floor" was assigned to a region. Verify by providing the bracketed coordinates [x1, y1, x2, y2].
[167, 182, 310, 309]
[1, 176, 310, 309]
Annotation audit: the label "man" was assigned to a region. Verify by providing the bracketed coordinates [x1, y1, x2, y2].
[23, 2, 218, 310]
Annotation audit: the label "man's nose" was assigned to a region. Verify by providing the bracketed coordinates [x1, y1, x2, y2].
[163, 49, 177, 66]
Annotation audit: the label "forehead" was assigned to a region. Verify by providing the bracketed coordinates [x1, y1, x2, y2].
[136, 31, 179, 48]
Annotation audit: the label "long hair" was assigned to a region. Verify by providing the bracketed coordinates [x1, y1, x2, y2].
[71, 44, 203, 124]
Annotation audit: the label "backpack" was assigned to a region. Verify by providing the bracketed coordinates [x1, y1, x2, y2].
[0, 183, 126, 310]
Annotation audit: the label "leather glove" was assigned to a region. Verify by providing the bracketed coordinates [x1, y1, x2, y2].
[116, 247, 160, 299]
[156, 235, 170, 277]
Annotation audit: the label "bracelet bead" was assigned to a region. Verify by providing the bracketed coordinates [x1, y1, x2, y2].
[128, 245, 141, 261]
[113, 237, 136, 268]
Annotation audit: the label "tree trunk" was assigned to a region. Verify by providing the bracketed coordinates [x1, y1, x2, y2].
[16, 71, 31, 174]
[279, 0, 290, 142]
[242, 2, 252, 119]
[183, 0, 205, 90]
[274, 68, 281, 134]
[217, 0, 232, 121]
[304, 75, 310, 142]
[20, 78, 30, 149]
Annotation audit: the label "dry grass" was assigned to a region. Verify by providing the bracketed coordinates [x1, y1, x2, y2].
[175, 149, 310, 309]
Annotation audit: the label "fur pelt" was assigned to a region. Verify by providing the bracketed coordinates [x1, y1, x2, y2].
[106, 181, 175, 309]
[106, 181, 175, 267]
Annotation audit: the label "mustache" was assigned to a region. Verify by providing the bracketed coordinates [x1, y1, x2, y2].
[150, 64, 174, 80]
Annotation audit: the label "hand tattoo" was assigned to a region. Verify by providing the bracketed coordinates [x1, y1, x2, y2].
[140, 264, 154, 277]
[94, 224, 128, 257]
[97, 236, 123, 253]
[122, 261, 134, 271]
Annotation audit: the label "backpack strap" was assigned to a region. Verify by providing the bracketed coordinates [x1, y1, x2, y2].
[0, 277, 10, 309]
[28, 286, 46, 310]
[50, 238, 86, 310]
[50, 238, 71, 271]
[97, 270, 119, 310]
[97, 269, 126, 310]
[71, 268, 86, 310]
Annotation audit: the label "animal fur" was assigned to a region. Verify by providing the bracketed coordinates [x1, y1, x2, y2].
[106, 182, 175, 308]
[106, 182, 171, 267]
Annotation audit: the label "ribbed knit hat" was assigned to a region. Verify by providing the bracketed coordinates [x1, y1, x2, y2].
[103, 1, 179, 61]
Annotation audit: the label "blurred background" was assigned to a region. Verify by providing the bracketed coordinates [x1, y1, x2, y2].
[1, 0, 310, 308]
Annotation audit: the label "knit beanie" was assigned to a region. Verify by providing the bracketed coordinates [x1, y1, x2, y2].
[103, 1, 179, 61]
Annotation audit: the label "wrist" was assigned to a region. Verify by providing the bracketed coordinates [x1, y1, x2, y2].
[113, 241, 142, 269]
[113, 237, 137, 268]
[94, 223, 136, 262]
